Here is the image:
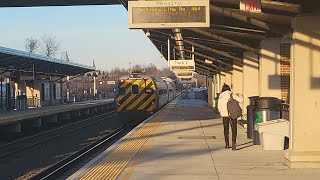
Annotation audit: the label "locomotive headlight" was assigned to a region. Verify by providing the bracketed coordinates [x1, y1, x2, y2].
[146, 89, 153, 93]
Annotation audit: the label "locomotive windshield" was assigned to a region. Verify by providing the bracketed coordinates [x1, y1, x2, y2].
[119, 87, 126, 95]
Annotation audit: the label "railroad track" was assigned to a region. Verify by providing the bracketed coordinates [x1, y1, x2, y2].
[30, 127, 125, 180]
[0, 111, 118, 159]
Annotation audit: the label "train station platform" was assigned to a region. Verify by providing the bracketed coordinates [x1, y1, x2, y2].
[69, 98, 320, 180]
[0, 99, 114, 128]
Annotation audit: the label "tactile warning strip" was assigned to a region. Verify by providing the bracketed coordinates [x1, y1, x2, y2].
[79, 106, 175, 180]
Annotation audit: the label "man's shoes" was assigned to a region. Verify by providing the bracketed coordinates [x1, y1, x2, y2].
[232, 142, 236, 151]
[225, 143, 230, 149]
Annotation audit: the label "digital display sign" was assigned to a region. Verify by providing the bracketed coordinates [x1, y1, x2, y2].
[132, 6, 206, 24]
[128, 0, 210, 29]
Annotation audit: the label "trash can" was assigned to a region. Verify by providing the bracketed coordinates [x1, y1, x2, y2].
[255, 119, 289, 150]
[253, 97, 282, 145]
[247, 96, 259, 139]
[214, 93, 220, 112]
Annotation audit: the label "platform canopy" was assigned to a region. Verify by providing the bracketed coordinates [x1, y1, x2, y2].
[0, 46, 95, 77]
[120, 0, 318, 77]
[0, 0, 318, 77]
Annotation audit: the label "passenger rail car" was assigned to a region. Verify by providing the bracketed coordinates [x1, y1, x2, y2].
[162, 77, 175, 102]
[115, 73, 175, 125]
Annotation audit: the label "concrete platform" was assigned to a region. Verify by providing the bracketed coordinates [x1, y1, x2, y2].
[69, 98, 320, 180]
[0, 99, 114, 125]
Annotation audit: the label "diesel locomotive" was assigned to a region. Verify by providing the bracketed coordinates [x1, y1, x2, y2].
[115, 72, 175, 126]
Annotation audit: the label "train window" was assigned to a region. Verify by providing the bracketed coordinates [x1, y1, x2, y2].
[132, 84, 139, 94]
[159, 89, 167, 95]
[119, 87, 126, 95]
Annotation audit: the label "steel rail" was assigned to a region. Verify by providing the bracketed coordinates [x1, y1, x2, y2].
[0, 112, 118, 159]
[31, 127, 125, 180]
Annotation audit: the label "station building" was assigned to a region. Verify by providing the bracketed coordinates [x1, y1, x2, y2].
[0, 46, 95, 112]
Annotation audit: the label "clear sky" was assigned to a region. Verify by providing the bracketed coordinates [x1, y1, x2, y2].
[0, 5, 168, 70]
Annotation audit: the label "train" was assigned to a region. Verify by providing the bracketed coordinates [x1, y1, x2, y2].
[115, 72, 175, 126]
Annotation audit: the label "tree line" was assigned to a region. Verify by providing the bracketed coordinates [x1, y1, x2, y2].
[25, 35, 206, 88]
[25, 35, 69, 61]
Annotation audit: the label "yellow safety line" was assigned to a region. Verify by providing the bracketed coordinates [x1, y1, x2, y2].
[96, 124, 156, 178]
[94, 124, 157, 179]
[80, 120, 163, 180]
[100, 128, 154, 179]
[122, 122, 164, 180]
[93, 123, 157, 179]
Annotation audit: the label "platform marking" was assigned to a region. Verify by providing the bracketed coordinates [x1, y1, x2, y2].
[80, 102, 175, 180]
[121, 120, 165, 180]
[75, 97, 179, 179]
[80, 121, 162, 180]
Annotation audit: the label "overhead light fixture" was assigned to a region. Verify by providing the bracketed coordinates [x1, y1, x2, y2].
[205, 59, 213, 64]
[145, 29, 150, 37]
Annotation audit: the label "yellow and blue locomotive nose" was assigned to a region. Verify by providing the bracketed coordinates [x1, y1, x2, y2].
[116, 79, 155, 112]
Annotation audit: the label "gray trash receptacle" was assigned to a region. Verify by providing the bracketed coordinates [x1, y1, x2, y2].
[247, 96, 259, 139]
[253, 97, 282, 145]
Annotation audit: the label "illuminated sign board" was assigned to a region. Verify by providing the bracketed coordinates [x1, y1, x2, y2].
[20, 76, 35, 81]
[107, 81, 116, 85]
[128, 0, 210, 29]
[169, 59, 195, 71]
[240, 0, 261, 13]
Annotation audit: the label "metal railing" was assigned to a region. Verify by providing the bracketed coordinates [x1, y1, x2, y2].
[181, 90, 208, 101]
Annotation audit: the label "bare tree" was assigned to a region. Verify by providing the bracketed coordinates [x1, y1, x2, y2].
[41, 34, 60, 57]
[25, 37, 39, 53]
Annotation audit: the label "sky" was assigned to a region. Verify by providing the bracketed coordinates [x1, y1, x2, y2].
[0, 5, 168, 70]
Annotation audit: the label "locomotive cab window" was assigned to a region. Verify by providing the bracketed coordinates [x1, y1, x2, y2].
[132, 84, 139, 94]
[119, 87, 126, 95]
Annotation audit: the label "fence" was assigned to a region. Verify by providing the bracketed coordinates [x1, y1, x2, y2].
[27, 97, 41, 108]
[181, 90, 208, 101]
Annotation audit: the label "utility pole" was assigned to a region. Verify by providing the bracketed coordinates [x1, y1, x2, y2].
[92, 59, 97, 99]
[66, 76, 70, 101]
